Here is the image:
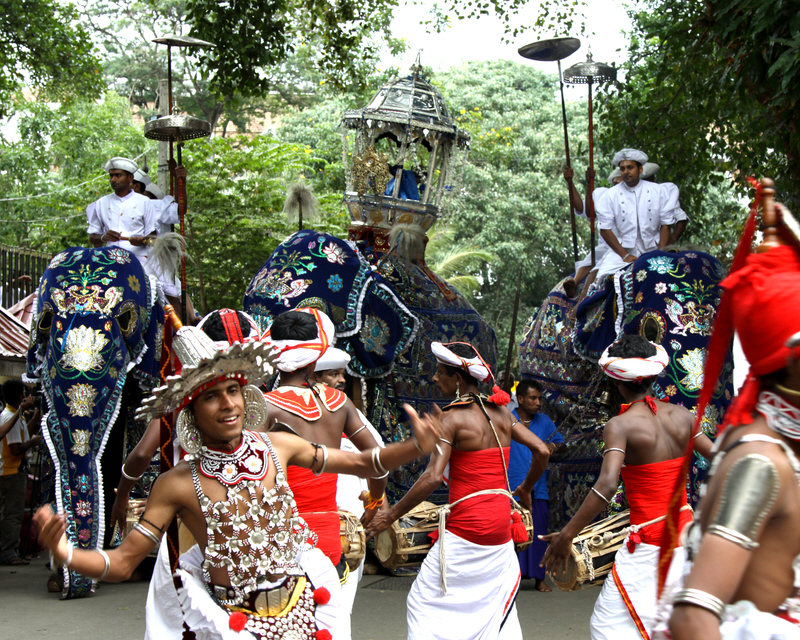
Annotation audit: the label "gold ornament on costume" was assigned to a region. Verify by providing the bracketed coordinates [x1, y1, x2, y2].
[58, 326, 109, 372]
[66, 384, 98, 417]
[352, 147, 391, 196]
[71, 429, 92, 457]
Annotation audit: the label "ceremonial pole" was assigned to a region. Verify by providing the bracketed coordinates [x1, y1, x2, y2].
[519, 38, 581, 264]
[564, 51, 616, 267]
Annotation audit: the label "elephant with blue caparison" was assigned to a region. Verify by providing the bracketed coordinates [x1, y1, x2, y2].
[25, 246, 163, 598]
[243, 228, 497, 504]
[518, 249, 733, 531]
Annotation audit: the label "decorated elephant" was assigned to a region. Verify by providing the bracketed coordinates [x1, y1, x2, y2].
[25, 246, 164, 598]
[519, 249, 733, 531]
[243, 228, 497, 504]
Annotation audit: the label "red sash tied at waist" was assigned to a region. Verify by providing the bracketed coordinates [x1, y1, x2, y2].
[445, 447, 512, 546]
[286, 466, 341, 565]
[621, 457, 691, 549]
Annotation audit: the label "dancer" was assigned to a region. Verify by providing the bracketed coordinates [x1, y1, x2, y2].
[542, 334, 712, 640]
[35, 322, 440, 639]
[663, 242, 800, 639]
[366, 341, 550, 640]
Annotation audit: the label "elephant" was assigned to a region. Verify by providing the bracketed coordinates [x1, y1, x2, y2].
[25, 246, 164, 598]
[243, 228, 497, 504]
[518, 249, 733, 531]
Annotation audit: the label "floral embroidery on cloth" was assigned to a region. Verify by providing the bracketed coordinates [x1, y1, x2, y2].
[263, 385, 347, 421]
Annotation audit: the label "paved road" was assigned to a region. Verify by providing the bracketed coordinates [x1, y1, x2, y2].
[0, 556, 598, 640]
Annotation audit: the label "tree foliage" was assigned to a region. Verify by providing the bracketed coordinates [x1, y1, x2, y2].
[0, 0, 103, 118]
[598, 0, 800, 210]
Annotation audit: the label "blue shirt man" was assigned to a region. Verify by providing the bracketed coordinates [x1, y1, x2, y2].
[508, 379, 564, 590]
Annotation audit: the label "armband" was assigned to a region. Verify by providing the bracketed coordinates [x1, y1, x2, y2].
[673, 588, 725, 620]
[708, 453, 779, 550]
[132, 522, 163, 546]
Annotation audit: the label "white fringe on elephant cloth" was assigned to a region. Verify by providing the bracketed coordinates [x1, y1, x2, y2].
[406, 529, 523, 640]
[652, 547, 800, 640]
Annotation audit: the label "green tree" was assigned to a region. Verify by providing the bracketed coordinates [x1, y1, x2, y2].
[425, 227, 496, 298]
[0, 0, 103, 118]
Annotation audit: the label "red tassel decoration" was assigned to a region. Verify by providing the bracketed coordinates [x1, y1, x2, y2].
[313, 586, 331, 605]
[228, 612, 248, 632]
[488, 385, 511, 406]
[511, 510, 529, 544]
[315, 631, 333, 640]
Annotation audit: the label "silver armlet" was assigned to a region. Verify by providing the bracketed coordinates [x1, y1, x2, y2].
[602, 447, 626, 456]
[672, 588, 725, 620]
[96, 548, 111, 581]
[349, 424, 368, 439]
[312, 444, 329, 476]
[120, 463, 143, 482]
[591, 487, 610, 504]
[132, 522, 162, 547]
[371, 446, 389, 479]
[711, 453, 779, 545]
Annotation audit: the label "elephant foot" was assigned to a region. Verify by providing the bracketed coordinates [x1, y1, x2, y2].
[563, 278, 578, 299]
[47, 571, 63, 593]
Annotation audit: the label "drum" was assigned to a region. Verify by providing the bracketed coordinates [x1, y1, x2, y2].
[339, 510, 366, 572]
[551, 510, 630, 591]
[513, 505, 535, 553]
[375, 501, 439, 574]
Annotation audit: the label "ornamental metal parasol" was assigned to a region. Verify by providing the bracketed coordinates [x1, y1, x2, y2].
[564, 50, 616, 267]
[519, 37, 581, 263]
[145, 34, 214, 325]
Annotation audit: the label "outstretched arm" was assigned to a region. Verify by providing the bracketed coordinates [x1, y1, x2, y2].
[365, 410, 454, 538]
[541, 418, 626, 573]
[344, 402, 386, 524]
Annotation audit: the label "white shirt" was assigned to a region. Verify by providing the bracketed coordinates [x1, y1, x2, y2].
[86, 190, 158, 264]
[596, 180, 677, 251]
[0, 407, 25, 476]
[661, 182, 689, 222]
[578, 187, 611, 250]
[154, 195, 180, 236]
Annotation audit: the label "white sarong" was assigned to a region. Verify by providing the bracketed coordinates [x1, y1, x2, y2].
[653, 548, 800, 640]
[407, 529, 522, 640]
[591, 539, 684, 640]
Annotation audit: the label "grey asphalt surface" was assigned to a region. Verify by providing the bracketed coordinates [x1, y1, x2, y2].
[0, 556, 598, 639]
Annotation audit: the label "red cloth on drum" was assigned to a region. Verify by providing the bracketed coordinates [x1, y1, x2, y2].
[286, 466, 341, 565]
[621, 457, 691, 546]
[446, 447, 512, 546]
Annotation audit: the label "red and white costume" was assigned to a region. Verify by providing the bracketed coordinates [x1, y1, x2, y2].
[407, 447, 523, 640]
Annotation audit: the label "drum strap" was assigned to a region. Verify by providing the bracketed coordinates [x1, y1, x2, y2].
[436, 488, 514, 595]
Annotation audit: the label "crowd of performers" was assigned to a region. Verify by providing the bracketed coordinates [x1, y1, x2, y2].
[26, 151, 800, 640]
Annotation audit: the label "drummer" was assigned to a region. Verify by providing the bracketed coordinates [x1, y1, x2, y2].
[541, 334, 713, 640]
[259, 308, 386, 640]
[87, 157, 158, 267]
[309, 345, 385, 640]
[365, 340, 549, 640]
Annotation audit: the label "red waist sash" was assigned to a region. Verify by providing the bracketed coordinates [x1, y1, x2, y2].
[445, 447, 512, 546]
[621, 457, 691, 545]
[286, 466, 341, 565]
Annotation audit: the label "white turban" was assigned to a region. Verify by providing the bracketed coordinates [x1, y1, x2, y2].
[599, 341, 669, 382]
[431, 341, 493, 384]
[145, 183, 164, 199]
[315, 347, 351, 372]
[263, 308, 335, 373]
[607, 167, 621, 183]
[612, 149, 648, 167]
[133, 170, 152, 186]
[104, 157, 138, 175]
[197, 309, 261, 351]
[641, 162, 660, 179]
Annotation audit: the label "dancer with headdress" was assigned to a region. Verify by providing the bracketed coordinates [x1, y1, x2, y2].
[366, 340, 549, 640]
[34, 321, 440, 640]
[542, 334, 713, 640]
[662, 235, 800, 639]
[260, 308, 387, 640]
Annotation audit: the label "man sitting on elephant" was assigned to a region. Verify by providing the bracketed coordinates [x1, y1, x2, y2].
[542, 334, 713, 640]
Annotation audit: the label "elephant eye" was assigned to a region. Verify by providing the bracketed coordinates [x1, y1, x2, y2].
[37, 307, 53, 337]
[115, 302, 139, 338]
